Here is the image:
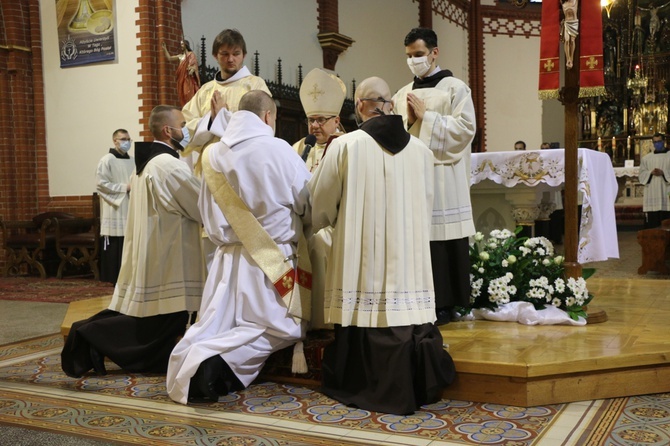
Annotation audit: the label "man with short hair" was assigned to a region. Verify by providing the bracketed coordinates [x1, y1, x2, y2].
[96, 129, 135, 284]
[167, 91, 312, 405]
[310, 77, 455, 415]
[61, 105, 205, 378]
[540, 142, 551, 150]
[181, 29, 271, 161]
[515, 140, 527, 151]
[639, 132, 670, 228]
[393, 27, 476, 325]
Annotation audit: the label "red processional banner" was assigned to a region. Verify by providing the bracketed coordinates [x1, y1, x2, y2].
[538, 0, 605, 100]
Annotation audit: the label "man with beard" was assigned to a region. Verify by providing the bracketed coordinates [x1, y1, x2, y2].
[61, 105, 205, 378]
[309, 77, 455, 415]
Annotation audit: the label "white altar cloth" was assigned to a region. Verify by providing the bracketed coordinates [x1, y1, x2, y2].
[613, 166, 640, 178]
[471, 148, 619, 263]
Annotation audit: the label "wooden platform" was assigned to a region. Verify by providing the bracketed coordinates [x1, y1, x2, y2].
[61, 277, 670, 407]
[441, 277, 670, 406]
[60, 295, 111, 339]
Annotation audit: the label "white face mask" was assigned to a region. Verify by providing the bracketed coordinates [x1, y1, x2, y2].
[407, 56, 431, 78]
[118, 140, 132, 153]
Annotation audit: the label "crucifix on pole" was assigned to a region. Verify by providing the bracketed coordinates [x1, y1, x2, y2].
[556, 0, 608, 323]
[558, 0, 581, 281]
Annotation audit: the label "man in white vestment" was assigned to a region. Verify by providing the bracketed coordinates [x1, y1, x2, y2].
[61, 106, 205, 378]
[181, 28, 271, 166]
[292, 68, 346, 329]
[96, 128, 135, 284]
[639, 132, 670, 228]
[167, 91, 312, 404]
[393, 27, 477, 325]
[309, 77, 455, 415]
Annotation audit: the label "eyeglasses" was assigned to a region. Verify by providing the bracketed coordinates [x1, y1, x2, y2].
[306, 116, 335, 126]
[359, 97, 391, 105]
[359, 97, 393, 116]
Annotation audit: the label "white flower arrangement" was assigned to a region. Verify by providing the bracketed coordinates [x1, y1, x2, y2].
[466, 228, 594, 321]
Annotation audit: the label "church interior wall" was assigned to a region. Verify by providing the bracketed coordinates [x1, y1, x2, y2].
[40, 0, 143, 198]
[15, 0, 553, 202]
[1, 0, 554, 243]
[432, 11, 469, 82]
[181, 0, 321, 89]
[484, 32, 543, 151]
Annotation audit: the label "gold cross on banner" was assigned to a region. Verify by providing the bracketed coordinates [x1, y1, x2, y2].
[282, 275, 294, 290]
[543, 59, 555, 72]
[585, 56, 598, 70]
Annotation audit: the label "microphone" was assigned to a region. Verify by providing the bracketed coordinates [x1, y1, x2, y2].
[301, 134, 317, 162]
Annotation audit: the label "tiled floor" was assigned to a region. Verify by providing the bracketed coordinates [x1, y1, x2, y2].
[1, 230, 668, 445]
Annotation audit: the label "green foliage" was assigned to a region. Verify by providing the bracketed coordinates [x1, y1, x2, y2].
[468, 228, 593, 319]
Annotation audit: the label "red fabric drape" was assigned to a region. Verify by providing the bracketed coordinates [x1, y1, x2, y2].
[539, 0, 561, 99]
[538, 0, 605, 100]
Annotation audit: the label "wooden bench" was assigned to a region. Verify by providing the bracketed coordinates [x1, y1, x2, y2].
[637, 225, 670, 275]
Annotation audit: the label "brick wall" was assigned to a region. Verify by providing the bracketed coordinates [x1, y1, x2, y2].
[0, 0, 183, 272]
[137, 0, 183, 141]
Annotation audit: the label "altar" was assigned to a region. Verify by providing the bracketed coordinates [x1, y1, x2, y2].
[470, 148, 619, 263]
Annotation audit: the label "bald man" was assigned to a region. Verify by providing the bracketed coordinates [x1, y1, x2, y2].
[167, 91, 312, 405]
[308, 77, 455, 415]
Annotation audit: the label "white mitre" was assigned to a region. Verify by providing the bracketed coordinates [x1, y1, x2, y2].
[299, 68, 346, 117]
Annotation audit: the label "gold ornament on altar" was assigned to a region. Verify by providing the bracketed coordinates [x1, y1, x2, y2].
[627, 64, 648, 96]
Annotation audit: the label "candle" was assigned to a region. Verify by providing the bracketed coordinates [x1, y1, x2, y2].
[612, 137, 616, 149]
[598, 137, 602, 151]
[627, 136, 631, 159]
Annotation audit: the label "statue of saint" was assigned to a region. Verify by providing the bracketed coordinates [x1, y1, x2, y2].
[162, 39, 201, 106]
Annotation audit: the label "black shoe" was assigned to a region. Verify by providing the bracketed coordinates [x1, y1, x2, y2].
[435, 308, 451, 326]
[190, 355, 227, 402]
[89, 346, 107, 375]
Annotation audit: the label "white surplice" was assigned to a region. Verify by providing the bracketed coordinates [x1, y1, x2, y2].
[639, 151, 670, 212]
[96, 152, 134, 237]
[109, 144, 205, 317]
[308, 128, 436, 328]
[393, 73, 477, 241]
[166, 111, 312, 405]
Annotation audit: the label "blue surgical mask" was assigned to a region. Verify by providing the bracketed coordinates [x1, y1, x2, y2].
[168, 126, 190, 151]
[119, 140, 132, 153]
[180, 126, 190, 147]
[654, 141, 665, 152]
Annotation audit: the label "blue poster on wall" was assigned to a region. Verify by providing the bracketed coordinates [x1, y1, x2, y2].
[57, 0, 116, 68]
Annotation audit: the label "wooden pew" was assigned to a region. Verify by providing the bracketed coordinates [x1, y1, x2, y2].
[637, 227, 670, 274]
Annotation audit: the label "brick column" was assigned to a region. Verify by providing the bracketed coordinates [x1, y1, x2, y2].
[316, 0, 354, 70]
[136, 0, 183, 142]
[468, 0, 486, 152]
[0, 0, 45, 222]
[419, 0, 433, 28]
